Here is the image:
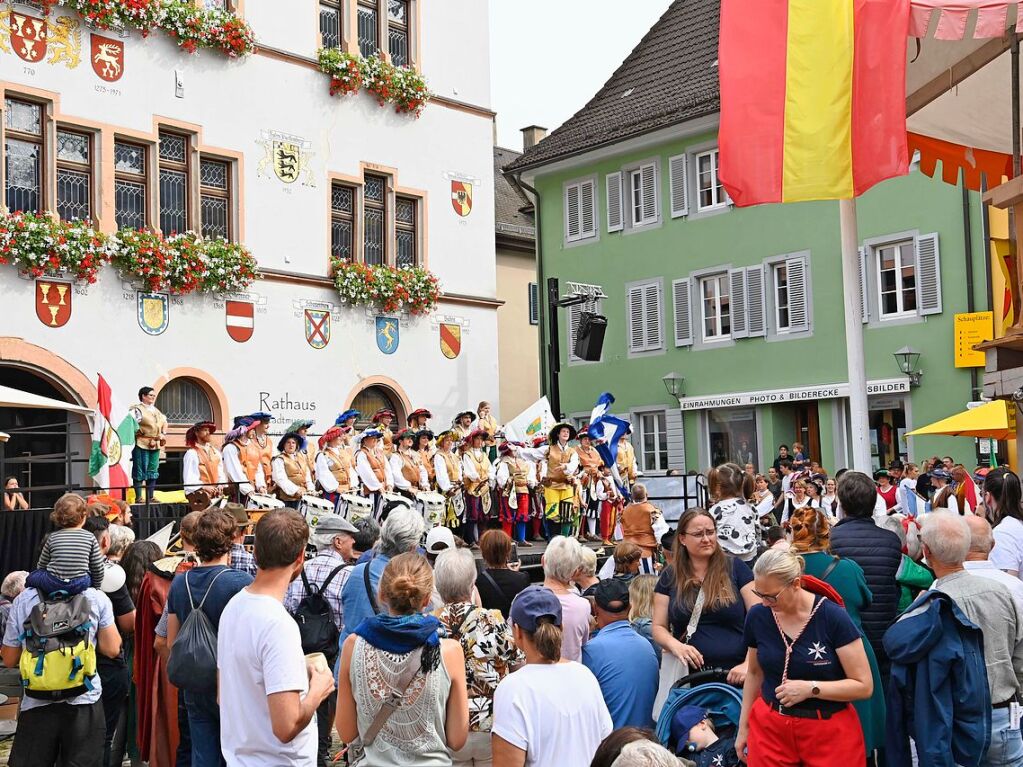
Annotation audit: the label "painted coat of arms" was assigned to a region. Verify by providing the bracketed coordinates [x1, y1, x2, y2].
[305, 309, 330, 349]
[138, 292, 169, 336]
[0, 10, 80, 68]
[91, 34, 123, 82]
[376, 317, 399, 355]
[451, 180, 473, 217]
[257, 129, 315, 186]
[226, 300, 254, 343]
[35, 279, 72, 328]
[440, 323, 461, 359]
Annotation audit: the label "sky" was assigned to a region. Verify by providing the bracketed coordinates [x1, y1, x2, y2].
[489, 0, 673, 151]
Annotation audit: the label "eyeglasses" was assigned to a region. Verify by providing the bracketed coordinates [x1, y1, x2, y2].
[751, 588, 784, 604]
[683, 529, 717, 540]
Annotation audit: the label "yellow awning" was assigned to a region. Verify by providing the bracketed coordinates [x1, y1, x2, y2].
[906, 400, 1017, 441]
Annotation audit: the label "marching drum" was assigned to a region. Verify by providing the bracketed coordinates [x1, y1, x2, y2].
[298, 495, 334, 526]
[246, 492, 285, 524]
[340, 492, 373, 523]
[419, 491, 446, 528]
[380, 491, 413, 521]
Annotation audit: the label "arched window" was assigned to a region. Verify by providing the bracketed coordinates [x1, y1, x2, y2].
[157, 378, 213, 425]
[351, 385, 403, 430]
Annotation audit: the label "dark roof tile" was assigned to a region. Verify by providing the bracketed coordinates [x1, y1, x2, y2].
[494, 146, 535, 238]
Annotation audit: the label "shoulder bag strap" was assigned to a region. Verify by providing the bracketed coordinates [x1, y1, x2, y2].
[301, 567, 314, 597]
[479, 567, 502, 596]
[820, 555, 841, 582]
[684, 587, 706, 643]
[362, 647, 425, 746]
[196, 568, 229, 611]
[363, 559, 380, 615]
[319, 564, 347, 594]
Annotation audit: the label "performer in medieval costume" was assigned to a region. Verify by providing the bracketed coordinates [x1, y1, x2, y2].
[247, 412, 274, 492]
[416, 429, 437, 489]
[407, 408, 433, 431]
[272, 432, 315, 509]
[452, 410, 476, 442]
[372, 409, 397, 455]
[354, 428, 394, 520]
[222, 417, 264, 501]
[461, 428, 494, 545]
[433, 430, 464, 531]
[315, 425, 358, 513]
[543, 423, 579, 539]
[576, 426, 604, 542]
[130, 386, 167, 502]
[595, 463, 623, 546]
[182, 420, 226, 510]
[336, 409, 360, 432]
[476, 401, 499, 463]
[286, 418, 317, 472]
[389, 429, 429, 502]
[617, 426, 639, 489]
[495, 442, 535, 547]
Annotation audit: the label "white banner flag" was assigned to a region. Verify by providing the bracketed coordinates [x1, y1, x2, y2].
[503, 397, 556, 444]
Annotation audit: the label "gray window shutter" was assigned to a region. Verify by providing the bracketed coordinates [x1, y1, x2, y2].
[858, 246, 868, 323]
[665, 408, 686, 469]
[606, 172, 623, 233]
[669, 154, 689, 218]
[729, 268, 748, 338]
[644, 281, 661, 349]
[673, 278, 693, 347]
[566, 184, 580, 240]
[580, 180, 596, 237]
[915, 233, 942, 315]
[746, 265, 766, 337]
[627, 286, 644, 351]
[786, 255, 809, 332]
[640, 163, 657, 223]
[528, 282, 539, 325]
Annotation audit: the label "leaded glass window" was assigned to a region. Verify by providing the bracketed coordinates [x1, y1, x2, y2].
[395, 197, 416, 267]
[363, 174, 386, 266]
[320, 2, 342, 48]
[199, 157, 231, 240]
[357, 1, 378, 57]
[56, 129, 91, 222]
[114, 140, 147, 230]
[4, 98, 43, 213]
[331, 183, 354, 260]
[388, 0, 408, 67]
[158, 132, 189, 234]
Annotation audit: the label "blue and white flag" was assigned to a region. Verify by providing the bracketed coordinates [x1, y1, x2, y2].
[586, 392, 632, 498]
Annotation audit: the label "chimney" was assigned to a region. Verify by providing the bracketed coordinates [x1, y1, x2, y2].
[521, 125, 548, 151]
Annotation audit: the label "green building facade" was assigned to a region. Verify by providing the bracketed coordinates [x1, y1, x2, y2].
[506, 0, 988, 477]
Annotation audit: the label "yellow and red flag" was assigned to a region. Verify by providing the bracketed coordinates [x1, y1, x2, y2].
[718, 0, 909, 206]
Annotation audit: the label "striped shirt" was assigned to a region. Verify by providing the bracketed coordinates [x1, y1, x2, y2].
[37, 528, 106, 586]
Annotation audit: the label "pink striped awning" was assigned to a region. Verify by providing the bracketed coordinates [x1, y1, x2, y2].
[910, 0, 1023, 39]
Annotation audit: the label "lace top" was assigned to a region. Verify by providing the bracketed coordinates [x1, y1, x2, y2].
[350, 637, 452, 766]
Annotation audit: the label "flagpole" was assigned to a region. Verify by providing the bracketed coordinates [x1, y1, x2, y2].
[840, 198, 873, 472]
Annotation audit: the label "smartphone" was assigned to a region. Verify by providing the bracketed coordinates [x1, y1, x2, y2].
[509, 542, 521, 571]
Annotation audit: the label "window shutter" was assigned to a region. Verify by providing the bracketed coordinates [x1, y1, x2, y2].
[914, 233, 942, 316]
[669, 154, 689, 218]
[729, 268, 748, 338]
[746, 265, 766, 337]
[528, 282, 539, 325]
[858, 246, 868, 323]
[644, 281, 662, 349]
[786, 255, 809, 332]
[566, 184, 580, 241]
[606, 172, 623, 232]
[665, 408, 686, 469]
[673, 277, 693, 347]
[640, 163, 657, 223]
[580, 180, 596, 237]
[627, 286, 645, 351]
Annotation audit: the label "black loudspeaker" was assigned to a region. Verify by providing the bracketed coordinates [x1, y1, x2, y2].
[574, 312, 607, 361]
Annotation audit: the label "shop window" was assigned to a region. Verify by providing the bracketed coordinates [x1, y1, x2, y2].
[708, 407, 757, 469]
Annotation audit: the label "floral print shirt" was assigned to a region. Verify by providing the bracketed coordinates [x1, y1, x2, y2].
[435, 601, 524, 732]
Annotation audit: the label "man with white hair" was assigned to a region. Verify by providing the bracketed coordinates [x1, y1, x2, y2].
[923, 511, 1023, 767]
[542, 535, 590, 662]
[963, 514, 1023, 613]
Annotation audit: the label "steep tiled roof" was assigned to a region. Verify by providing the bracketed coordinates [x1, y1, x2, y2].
[494, 145, 535, 239]
[504, 0, 719, 174]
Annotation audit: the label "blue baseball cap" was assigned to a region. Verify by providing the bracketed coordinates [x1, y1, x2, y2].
[510, 587, 562, 632]
[669, 705, 709, 755]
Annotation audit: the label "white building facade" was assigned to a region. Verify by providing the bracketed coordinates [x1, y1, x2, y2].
[0, 0, 497, 491]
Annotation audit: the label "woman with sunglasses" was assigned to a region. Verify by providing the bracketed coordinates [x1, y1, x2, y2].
[735, 548, 872, 766]
[652, 508, 757, 686]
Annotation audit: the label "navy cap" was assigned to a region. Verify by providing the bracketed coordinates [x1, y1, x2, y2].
[510, 586, 562, 632]
[669, 705, 709, 755]
[930, 468, 952, 481]
[592, 578, 630, 613]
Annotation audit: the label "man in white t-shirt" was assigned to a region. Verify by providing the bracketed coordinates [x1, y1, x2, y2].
[218, 509, 335, 766]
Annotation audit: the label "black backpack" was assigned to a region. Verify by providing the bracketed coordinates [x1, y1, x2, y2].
[294, 565, 346, 659]
[167, 568, 229, 695]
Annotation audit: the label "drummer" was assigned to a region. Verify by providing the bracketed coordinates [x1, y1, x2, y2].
[452, 410, 475, 442]
[495, 441, 535, 547]
[315, 425, 358, 512]
[407, 407, 433, 431]
[247, 411, 275, 490]
[389, 429, 429, 501]
[476, 401, 499, 462]
[271, 431, 315, 509]
[371, 409, 397, 456]
[222, 417, 265, 501]
[576, 425, 604, 542]
[182, 420, 226, 505]
[286, 418, 317, 471]
[416, 429, 437, 488]
[336, 409, 360, 432]
[354, 428, 394, 520]
[461, 428, 494, 546]
[433, 430, 463, 530]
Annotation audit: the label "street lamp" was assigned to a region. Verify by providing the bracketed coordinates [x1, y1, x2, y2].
[663, 372, 685, 400]
[893, 346, 923, 387]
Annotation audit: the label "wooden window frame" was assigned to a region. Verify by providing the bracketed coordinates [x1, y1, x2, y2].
[874, 240, 917, 319]
[357, 0, 379, 57]
[157, 130, 191, 235]
[387, 0, 410, 67]
[113, 138, 149, 231]
[700, 273, 731, 341]
[199, 155, 232, 241]
[394, 194, 417, 268]
[3, 96, 46, 215]
[362, 173, 388, 266]
[330, 181, 356, 261]
[695, 149, 727, 212]
[55, 127, 93, 223]
[319, 0, 343, 49]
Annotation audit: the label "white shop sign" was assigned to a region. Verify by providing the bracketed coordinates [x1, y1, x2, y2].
[679, 378, 910, 412]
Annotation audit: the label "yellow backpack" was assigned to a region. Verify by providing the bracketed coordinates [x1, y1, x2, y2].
[19, 591, 98, 700]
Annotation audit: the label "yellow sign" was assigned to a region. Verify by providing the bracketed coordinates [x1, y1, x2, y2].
[954, 311, 994, 368]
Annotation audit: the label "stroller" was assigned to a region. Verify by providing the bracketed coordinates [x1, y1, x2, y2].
[655, 668, 743, 756]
